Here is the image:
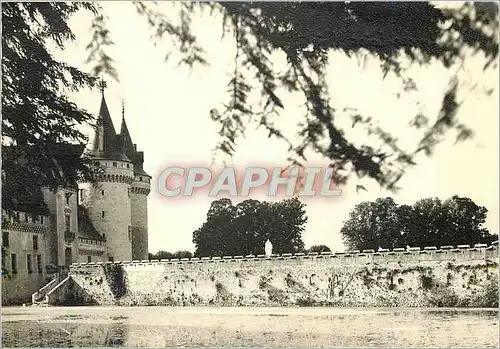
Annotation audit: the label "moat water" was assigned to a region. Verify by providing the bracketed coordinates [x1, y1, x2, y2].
[1, 306, 498, 348]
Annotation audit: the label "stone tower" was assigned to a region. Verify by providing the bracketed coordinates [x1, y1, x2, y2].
[119, 102, 151, 261]
[80, 83, 150, 262]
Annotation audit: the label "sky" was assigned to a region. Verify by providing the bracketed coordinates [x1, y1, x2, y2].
[55, 2, 499, 253]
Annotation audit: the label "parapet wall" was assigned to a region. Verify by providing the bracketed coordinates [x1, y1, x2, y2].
[70, 242, 499, 271]
[60, 242, 499, 308]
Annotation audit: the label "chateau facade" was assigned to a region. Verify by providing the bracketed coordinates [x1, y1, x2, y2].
[1, 88, 151, 304]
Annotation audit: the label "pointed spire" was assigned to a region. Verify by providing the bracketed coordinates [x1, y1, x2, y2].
[97, 77, 107, 96]
[88, 84, 130, 162]
[120, 103, 135, 161]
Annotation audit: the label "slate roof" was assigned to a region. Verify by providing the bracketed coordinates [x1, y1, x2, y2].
[77, 205, 106, 242]
[88, 91, 151, 178]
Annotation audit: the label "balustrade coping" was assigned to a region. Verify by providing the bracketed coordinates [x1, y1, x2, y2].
[68, 242, 498, 267]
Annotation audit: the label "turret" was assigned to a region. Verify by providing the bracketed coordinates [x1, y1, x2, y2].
[119, 102, 151, 261]
[79, 82, 134, 262]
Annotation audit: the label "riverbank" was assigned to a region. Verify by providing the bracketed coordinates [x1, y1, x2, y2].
[2, 306, 498, 347]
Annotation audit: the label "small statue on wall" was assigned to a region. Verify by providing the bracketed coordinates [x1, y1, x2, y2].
[265, 239, 273, 257]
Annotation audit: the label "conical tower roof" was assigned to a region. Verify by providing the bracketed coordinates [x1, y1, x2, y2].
[118, 102, 150, 178]
[88, 81, 130, 162]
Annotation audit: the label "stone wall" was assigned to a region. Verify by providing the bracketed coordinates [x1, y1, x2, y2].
[63, 242, 499, 307]
[2, 222, 48, 305]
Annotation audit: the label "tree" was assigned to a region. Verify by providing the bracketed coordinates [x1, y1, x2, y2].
[148, 250, 174, 260]
[90, 2, 497, 191]
[3, 2, 498, 206]
[341, 197, 405, 250]
[340, 196, 498, 250]
[2, 3, 101, 215]
[405, 196, 497, 247]
[148, 250, 193, 260]
[192, 198, 307, 256]
[307, 245, 332, 254]
[192, 198, 236, 257]
[172, 250, 193, 259]
[269, 198, 307, 254]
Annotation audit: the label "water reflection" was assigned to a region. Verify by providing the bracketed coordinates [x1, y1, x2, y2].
[2, 321, 129, 347]
[2, 308, 499, 348]
[104, 323, 128, 347]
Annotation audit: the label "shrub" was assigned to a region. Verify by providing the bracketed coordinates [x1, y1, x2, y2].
[103, 264, 126, 298]
[296, 297, 317, 307]
[420, 275, 433, 290]
[470, 277, 499, 308]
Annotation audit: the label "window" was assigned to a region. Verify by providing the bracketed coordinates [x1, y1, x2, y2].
[27, 254, 33, 274]
[127, 188, 130, 197]
[126, 164, 130, 169]
[40, 216, 44, 224]
[101, 190, 105, 196]
[2, 231, 9, 248]
[33, 235, 38, 251]
[24, 213, 29, 222]
[102, 211, 105, 218]
[87, 256, 92, 263]
[65, 215, 71, 233]
[112, 162, 117, 167]
[37, 255, 42, 274]
[66, 194, 70, 205]
[31, 215, 36, 223]
[14, 212, 20, 222]
[108, 257, 114, 262]
[79, 189, 84, 202]
[102, 233, 106, 240]
[94, 161, 99, 166]
[139, 176, 143, 182]
[128, 226, 132, 241]
[1, 252, 6, 273]
[11, 254, 17, 274]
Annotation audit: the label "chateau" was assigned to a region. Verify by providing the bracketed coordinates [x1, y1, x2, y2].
[1, 86, 151, 304]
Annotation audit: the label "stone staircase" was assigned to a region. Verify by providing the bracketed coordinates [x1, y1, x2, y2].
[31, 267, 70, 306]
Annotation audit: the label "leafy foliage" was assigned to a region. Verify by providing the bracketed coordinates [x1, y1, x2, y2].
[103, 263, 126, 299]
[307, 245, 332, 254]
[2, 2, 103, 214]
[148, 250, 193, 260]
[192, 198, 307, 256]
[340, 195, 498, 250]
[3, 2, 498, 215]
[89, 2, 497, 190]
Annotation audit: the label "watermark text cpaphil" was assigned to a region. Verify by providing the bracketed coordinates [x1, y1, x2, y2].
[156, 166, 342, 199]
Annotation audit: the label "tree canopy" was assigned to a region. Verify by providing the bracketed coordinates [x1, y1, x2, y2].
[148, 250, 193, 260]
[340, 195, 498, 250]
[2, 2, 101, 214]
[307, 244, 332, 254]
[92, 2, 498, 190]
[2, 2, 498, 213]
[192, 198, 307, 256]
